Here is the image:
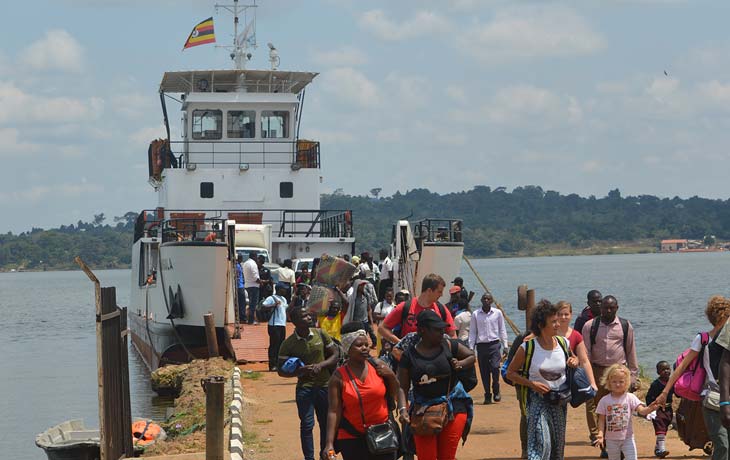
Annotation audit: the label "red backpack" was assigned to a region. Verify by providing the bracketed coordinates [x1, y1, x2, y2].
[673, 332, 710, 401]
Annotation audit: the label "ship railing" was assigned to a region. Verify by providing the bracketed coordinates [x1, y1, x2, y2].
[165, 139, 320, 169]
[412, 218, 463, 249]
[134, 209, 352, 242]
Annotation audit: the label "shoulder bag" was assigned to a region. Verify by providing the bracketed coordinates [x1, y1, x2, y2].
[407, 346, 451, 436]
[343, 365, 399, 455]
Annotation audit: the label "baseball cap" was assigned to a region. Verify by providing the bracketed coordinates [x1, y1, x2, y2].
[451, 277, 463, 284]
[416, 309, 448, 329]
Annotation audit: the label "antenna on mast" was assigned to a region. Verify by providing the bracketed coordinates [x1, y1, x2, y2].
[215, 0, 257, 69]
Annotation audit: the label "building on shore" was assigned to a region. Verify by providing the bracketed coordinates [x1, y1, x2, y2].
[661, 239, 688, 252]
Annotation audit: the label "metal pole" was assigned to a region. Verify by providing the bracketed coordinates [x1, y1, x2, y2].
[202, 376, 225, 460]
[204, 313, 220, 358]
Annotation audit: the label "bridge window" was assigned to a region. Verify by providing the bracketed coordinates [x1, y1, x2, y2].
[227, 110, 255, 138]
[192, 110, 222, 140]
[280, 182, 293, 198]
[261, 111, 289, 139]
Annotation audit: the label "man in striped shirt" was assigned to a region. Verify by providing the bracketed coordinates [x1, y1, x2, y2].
[469, 293, 508, 404]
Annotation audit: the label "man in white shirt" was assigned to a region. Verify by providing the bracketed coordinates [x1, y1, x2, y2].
[262, 282, 289, 371]
[378, 249, 393, 300]
[468, 293, 508, 404]
[271, 259, 296, 302]
[242, 252, 261, 324]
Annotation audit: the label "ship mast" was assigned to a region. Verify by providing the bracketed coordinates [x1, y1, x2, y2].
[215, 0, 257, 70]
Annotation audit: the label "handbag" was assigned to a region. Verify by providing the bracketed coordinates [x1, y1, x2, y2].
[409, 401, 449, 436]
[704, 381, 721, 412]
[543, 382, 572, 406]
[568, 366, 597, 408]
[343, 366, 399, 455]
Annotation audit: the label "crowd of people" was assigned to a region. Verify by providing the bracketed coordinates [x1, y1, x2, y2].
[237, 251, 730, 460]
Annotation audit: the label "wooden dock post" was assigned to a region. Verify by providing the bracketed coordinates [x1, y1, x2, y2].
[203, 376, 226, 460]
[76, 256, 133, 460]
[526, 289, 536, 330]
[204, 313, 220, 358]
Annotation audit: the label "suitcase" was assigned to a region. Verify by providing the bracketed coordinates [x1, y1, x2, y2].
[676, 398, 713, 455]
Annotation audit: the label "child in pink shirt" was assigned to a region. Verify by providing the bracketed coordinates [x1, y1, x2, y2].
[596, 364, 660, 460]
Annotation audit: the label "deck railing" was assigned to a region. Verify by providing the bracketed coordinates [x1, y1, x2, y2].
[134, 209, 353, 243]
[165, 139, 320, 169]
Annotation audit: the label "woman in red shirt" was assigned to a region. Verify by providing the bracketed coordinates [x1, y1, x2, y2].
[556, 301, 597, 390]
[322, 322, 399, 460]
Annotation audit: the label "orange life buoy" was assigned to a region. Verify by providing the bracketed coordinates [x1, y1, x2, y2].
[132, 420, 164, 446]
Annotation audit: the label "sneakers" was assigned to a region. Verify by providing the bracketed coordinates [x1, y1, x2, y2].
[483, 395, 492, 405]
[600, 449, 608, 458]
[493, 393, 501, 402]
[655, 450, 669, 458]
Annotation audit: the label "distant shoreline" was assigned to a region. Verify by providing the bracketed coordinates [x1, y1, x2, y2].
[6, 243, 727, 273]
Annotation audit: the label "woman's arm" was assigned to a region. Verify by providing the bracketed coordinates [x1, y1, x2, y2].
[575, 341, 597, 389]
[656, 348, 699, 406]
[372, 358, 399, 403]
[396, 366, 411, 424]
[453, 340, 476, 369]
[505, 346, 550, 394]
[322, 373, 343, 458]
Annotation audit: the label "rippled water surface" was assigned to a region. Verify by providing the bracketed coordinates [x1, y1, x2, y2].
[1, 253, 729, 458]
[0, 269, 171, 460]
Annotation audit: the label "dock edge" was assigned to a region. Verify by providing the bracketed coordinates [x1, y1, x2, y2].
[230, 367, 244, 460]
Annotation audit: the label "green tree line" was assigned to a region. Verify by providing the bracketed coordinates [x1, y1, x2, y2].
[2, 186, 730, 270]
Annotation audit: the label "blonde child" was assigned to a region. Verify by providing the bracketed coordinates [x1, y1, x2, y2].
[595, 364, 660, 460]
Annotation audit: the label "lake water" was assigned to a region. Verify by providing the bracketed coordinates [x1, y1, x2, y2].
[1, 252, 729, 459]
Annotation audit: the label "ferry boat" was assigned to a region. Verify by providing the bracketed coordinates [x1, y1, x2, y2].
[128, 2, 355, 371]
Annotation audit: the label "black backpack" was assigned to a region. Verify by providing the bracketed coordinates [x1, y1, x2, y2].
[443, 338, 478, 392]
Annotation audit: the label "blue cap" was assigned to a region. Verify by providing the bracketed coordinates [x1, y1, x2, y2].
[281, 357, 305, 374]
[275, 281, 289, 291]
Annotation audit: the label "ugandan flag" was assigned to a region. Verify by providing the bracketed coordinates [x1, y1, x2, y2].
[183, 17, 215, 50]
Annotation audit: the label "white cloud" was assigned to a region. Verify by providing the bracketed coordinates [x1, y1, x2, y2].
[385, 72, 431, 110]
[0, 183, 102, 203]
[486, 85, 583, 125]
[305, 128, 355, 144]
[457, 5, 605, 62]
[21, 29, 84, 73]
[446, 86, 467, 104]
[375, 128, 401, 143]
[0, 81, 104, 124]
[697, 80, 730, 105]
[112, 93, 154, 119]
[312, 46, 367, 67]
[0, 127, 40, 154]
[359, 9, 450, 41]
[130, 125, 167, 146]
[320, 67, 380, 108]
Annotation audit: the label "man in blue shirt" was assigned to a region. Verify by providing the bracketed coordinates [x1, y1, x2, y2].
[263, 282, 289, 371]
[235, 254, 246, 324]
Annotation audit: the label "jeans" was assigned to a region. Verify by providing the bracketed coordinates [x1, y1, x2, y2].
[237, 287, 246, 322]
[296, 385, 329, 460]
[245, 287, 259, 324]
[703, 406, 729, 460]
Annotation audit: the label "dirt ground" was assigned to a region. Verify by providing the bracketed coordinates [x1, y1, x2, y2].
[239, 362, 708, 460]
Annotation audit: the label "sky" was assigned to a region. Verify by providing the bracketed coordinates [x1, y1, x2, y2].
[2, 0, 730, 233]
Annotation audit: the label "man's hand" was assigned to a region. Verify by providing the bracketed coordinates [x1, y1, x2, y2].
[450, 358, 463, 371]
[310, 363, 323, 375]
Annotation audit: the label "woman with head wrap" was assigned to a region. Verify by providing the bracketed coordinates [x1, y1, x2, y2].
[322, 322, 399, 460]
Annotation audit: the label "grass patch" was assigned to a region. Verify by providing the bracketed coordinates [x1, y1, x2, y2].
[242, 371, 263, 380]
[255, 419, 273, 424]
